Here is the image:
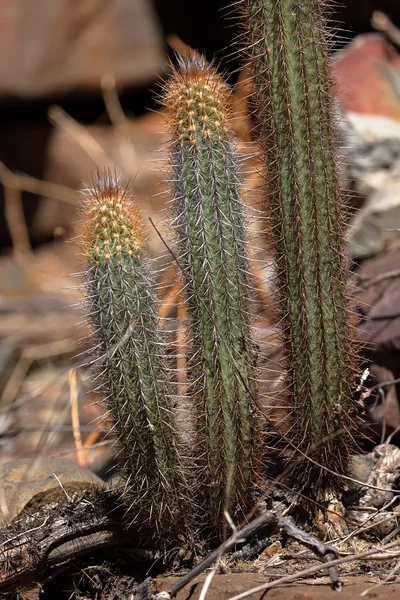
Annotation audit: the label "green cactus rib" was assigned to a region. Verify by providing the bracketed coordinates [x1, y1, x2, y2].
[242, 0, 358, 492]
[164, 56, 258, 531]
[81, 173, 184, 536]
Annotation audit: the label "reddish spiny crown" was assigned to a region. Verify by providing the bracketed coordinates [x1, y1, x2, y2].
[162, 54, 231, 143]
[79, 170, 145, 262]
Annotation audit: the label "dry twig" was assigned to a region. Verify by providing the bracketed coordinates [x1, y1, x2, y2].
[154, 511, 340, 600]
[0, 491, 141, 597]
[101, 74, 138, 175]
[227, 539, 400, 600]
[0, 160, 76, 205]
[3, 184, 32, 262]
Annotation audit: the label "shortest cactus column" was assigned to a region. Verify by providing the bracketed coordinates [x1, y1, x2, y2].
[163, 55, 259, 535]
[79, 171, 185, 538]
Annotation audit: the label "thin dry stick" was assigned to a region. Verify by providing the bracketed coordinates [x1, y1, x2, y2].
[36, 382, 71, 459]
[69, 369, 85, 467]
[227, 539, 400, 600]
[50, 439, 112, 460]
[101, 74, 130, 127]
[156, 512, 278, 600]
[167, 34, 194, 55]
[361, 559, 400, 596]
[101, 74, 138, 175]
[22, 338, 76, 361]
[0, 160, 76, 205]
[198, 514, 238, 600]
[15, 172, 76, 204]
[1, 338, 76, 410]
[0, 367, 71, 414]
[77, 413, 109, 468]
[371, 376, 400, 390]
[198, 566, 219, 600]
[81, 425, 103, 461]
[362, 551, 400, 560]
[0, 353, 33, 409]
[158, 512, 340, 600]
[3, 184, 32, 260]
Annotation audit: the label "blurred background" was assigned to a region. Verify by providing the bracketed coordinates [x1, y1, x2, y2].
[1, 0, 400, 483]
[1, 0, 400, 251]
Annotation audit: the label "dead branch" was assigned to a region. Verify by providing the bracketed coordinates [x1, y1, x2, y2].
[227, 538, 400, 600]
[0, 491, 134, 597]
[0, 160, 76, 205]
[154, 511, 340, 600]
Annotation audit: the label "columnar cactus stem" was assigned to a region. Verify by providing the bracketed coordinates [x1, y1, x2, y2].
[242, 0, 358, 495]
[80, 172, 184, 536]
[163, 56, 258, 532]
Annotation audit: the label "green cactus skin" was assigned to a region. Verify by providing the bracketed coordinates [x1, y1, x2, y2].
[80, 171, 185, 537]
[163, 55, 259, 533]
[241, 0, 359, 496]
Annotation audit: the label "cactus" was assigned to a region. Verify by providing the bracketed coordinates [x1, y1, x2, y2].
[241, 0, 359, 496]
[79, 171, 185, 536]
[162, 55, 259, 533]
[78, 0, 358, 539]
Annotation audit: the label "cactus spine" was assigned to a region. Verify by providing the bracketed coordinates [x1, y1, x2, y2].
[80, 172, 184, 536]
[163, 56, 258, 532]
[242, 0, 358, 495]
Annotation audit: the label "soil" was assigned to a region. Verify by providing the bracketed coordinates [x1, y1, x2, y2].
[155, 574, 400, 600]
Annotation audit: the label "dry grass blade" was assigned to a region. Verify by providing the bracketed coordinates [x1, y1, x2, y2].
[3, 184, 32, 262]
[48, 106, 112, 166]
[69, 369, 85, 467]
[0, 160, 76, 205]
[101, 74, 138, 174]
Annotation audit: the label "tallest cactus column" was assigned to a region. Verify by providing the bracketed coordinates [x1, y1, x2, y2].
[242, 0, 359, 496]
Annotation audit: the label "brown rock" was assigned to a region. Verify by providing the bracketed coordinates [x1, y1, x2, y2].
[333, 34, 400, 124]
[357, 251, 400, 350]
